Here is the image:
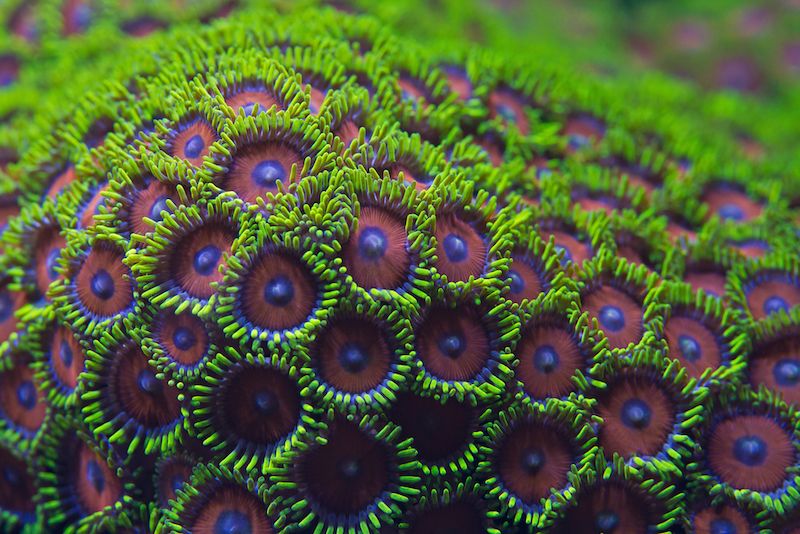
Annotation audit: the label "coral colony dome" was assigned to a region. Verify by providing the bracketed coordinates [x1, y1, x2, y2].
[1, 0, 800, 533]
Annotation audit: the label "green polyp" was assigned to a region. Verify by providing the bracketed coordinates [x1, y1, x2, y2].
[34, 412, 140, 532]
[159, 461, 279, 533]
[0, 1, 796, 531]
[476, 397, 598, 531]
[270, 410, 421, 533]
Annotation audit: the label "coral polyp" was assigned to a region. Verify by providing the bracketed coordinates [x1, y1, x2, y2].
[0, 1, 798, 532]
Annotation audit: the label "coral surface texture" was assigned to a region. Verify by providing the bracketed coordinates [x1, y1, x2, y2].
[0, 1, 799, 533]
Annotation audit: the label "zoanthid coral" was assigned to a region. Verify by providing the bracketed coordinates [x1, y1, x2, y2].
[0, 1, 797, 532]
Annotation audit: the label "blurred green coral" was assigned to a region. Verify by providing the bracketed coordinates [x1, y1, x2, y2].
[0, 1, 798, 533]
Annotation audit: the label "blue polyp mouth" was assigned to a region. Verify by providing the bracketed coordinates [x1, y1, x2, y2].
[774, 358, 800, 387]
[337, 343, 371, 373]
[437, 333, 466, 359]
[183, 134, 206, 159]
[193, 245, 222, 276]
[677, 334, 701, 362]
[709, 518, 737, 534]
[15, 380, 37, 410]
[0, 291, 13, 322]
[358, 227, 387, 261]
[252, 390, 278, 416]
[137, 369, 161, 395]
[262, 275, 295, 307]
[46, 248, 62, 281]
[763, 295, 789, 316]
[733, 435, 768, 467]
[620, 398, 651, 430]
[594, 511, 619, 532]
[59, 339, 74, 367]
[598, 305, 625, 332]
[495, 103, 517, 123]
[172, 326, 197, 351]
[90, 269, 115, 300]
[533, 345, 559, 374]
[717, 203, 745, 221]
[519, 448, 545, 475]
[213, 510, 252, 534]
[508, 269, 524, 294]
[442, 233, 468, 263]
[251, 160, 286, 188]
[149, 196, 170, 222]
[85, 458, 106, 494]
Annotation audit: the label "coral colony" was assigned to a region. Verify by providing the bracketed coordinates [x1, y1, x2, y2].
[0, 1, 800, 533]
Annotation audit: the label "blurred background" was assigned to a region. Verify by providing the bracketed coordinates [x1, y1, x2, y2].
[4, 0, 800, 99]
[1, 0, 799, 155]
[487, 0, 800, 100]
